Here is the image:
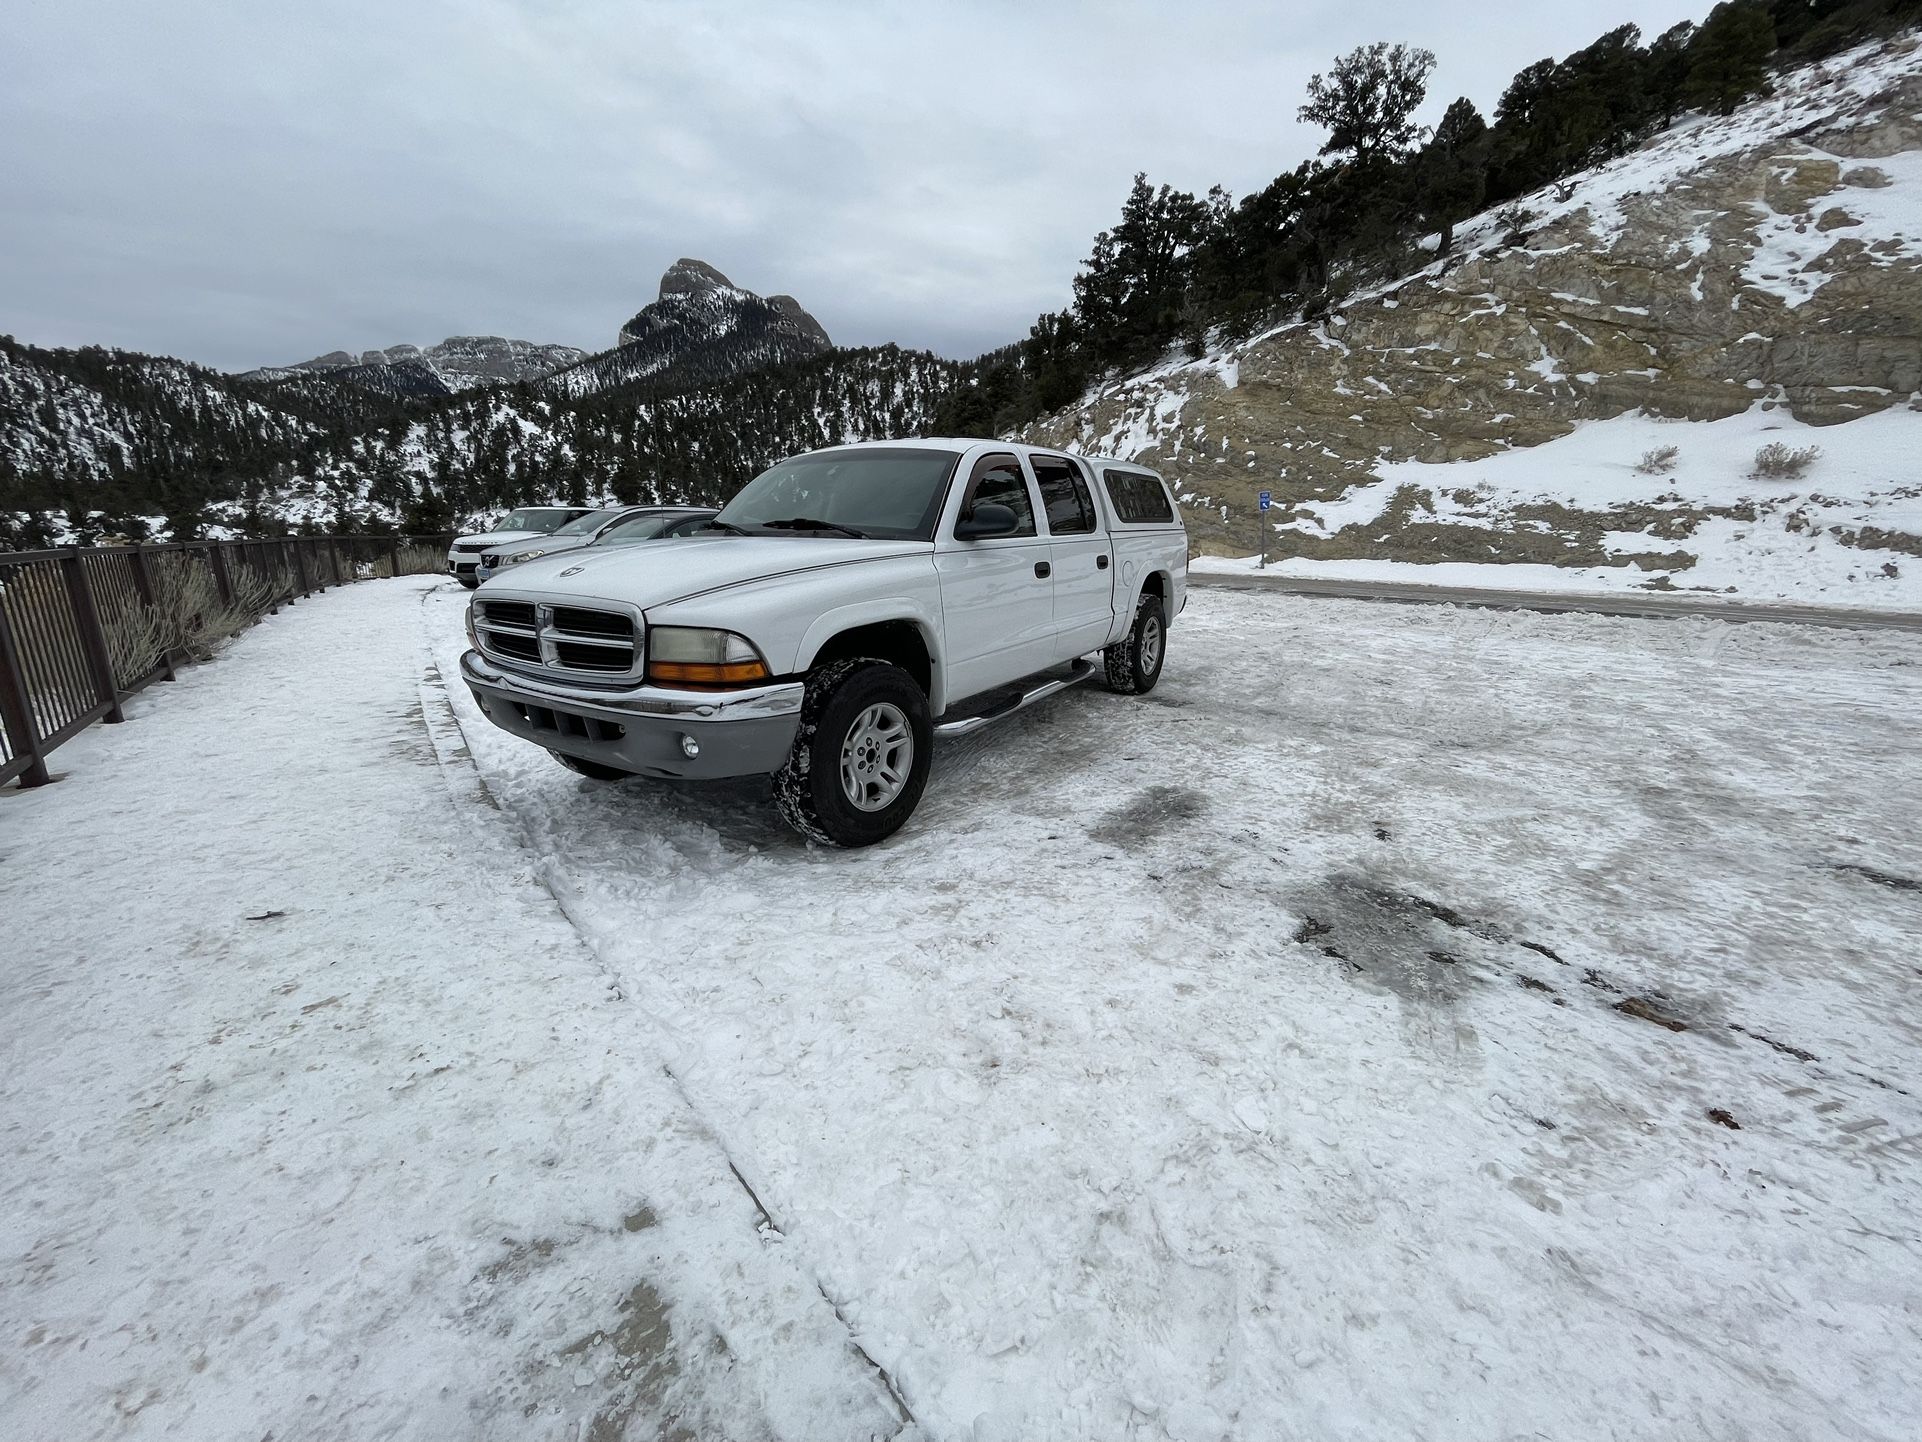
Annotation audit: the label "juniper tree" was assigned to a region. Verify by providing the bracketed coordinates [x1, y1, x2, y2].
[1298, 42, 1438, 165]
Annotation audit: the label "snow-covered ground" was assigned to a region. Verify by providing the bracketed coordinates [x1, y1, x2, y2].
[1197, 404, 1922, 608]
[0, 578, 899, 1442]
[7, 577, 1922, 1440]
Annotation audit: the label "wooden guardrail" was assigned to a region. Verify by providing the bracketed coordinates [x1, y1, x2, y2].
[0, 534, 452, 788]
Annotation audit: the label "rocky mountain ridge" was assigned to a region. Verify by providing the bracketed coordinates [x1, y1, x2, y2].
[240, 335, 588, 398]
[229, 258, 830, 407]
[540, 258, 832, 400]
[1023, 34, 1922, 592]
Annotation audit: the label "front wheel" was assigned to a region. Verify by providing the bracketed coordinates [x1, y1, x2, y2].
[1104, 593, 1167, 695]
[774, 659, 932, 847]
[457, 574, 480, 590]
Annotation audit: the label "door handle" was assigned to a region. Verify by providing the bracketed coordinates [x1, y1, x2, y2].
[1096, 554, 1110, 569]
[1034, 561, 1052, 579]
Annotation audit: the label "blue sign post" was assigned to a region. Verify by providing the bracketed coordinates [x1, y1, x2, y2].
[1257, 491, 1271, 569]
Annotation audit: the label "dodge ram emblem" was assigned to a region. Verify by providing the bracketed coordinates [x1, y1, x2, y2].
[559, 565, 585, 576]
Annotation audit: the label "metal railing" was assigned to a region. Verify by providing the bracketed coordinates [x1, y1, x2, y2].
[0, 534, 452, 788]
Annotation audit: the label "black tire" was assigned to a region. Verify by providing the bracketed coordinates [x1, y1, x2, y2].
[458, 575, 480, 590]
[1104, 593, 1167, 695]
[774, 658, 932, 848]
[550, 749, 633, 781]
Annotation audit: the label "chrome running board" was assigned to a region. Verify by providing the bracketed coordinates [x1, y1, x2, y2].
[933, 659, 1097, 739]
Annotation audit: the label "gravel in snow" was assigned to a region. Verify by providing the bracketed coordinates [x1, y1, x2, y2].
[6, 574, 1921, 1440]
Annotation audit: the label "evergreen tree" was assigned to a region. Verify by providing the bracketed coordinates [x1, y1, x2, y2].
[1419, 98, 1489, 255]
[1298, 42, 1438, 165]
[1648, 21, 1699, 127]
[1685, 2, 1778, 114]
[1071, 175, 1209, 370]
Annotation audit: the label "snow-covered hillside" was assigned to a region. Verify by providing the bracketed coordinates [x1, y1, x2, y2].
[1197, 406, 1922, 607]
[1028, 33, 1922, 606]
[203, 343, 963, 536]
[0, 336, 318, 491]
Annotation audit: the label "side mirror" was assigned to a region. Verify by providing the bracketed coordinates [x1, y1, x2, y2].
[954, 502, 1019, 541]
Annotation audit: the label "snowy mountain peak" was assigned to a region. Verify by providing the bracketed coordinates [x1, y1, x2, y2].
[522, 261, 832, 400]
[658, 257, 738, 301]
[238, 335, 588, 398]
[615, 259, 829, 352]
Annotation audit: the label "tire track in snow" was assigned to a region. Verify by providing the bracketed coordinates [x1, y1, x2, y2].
[411, 585, 917, 1437]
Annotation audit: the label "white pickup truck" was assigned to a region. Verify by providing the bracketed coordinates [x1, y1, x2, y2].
[459, 439, 1187, 846]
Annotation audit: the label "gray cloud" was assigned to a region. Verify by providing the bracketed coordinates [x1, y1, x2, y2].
[1, 0, 1710, 371]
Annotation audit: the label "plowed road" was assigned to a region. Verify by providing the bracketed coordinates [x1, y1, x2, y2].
[1190, 569, 1922, 631]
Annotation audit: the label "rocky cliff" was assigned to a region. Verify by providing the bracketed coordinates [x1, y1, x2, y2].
[1023, 35, 1922, 597]
[542, 259, 833, 400]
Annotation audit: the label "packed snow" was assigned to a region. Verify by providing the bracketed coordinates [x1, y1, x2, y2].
[1199, 404, 1922, 608]
[10, 575, 1917, 1439]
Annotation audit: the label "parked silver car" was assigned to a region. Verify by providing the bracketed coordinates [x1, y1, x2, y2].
[474, 506, 719, 584]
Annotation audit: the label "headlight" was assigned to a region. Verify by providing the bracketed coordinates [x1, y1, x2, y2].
[647, 626, 771, 686]
[505, 548, 545, 566]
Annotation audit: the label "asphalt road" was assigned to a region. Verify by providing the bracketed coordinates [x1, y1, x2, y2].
[1189, 569, 1922, 632]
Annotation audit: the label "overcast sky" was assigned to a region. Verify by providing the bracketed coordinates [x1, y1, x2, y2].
[3, 0, 1713, 371]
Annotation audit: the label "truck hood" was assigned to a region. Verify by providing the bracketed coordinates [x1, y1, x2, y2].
[491, 535, 930, 610]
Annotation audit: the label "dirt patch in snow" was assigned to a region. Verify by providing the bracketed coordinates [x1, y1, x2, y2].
[1088, 784, 1208, 847]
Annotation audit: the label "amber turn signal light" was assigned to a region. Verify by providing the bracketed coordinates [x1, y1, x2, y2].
[646, 626, 771, 687]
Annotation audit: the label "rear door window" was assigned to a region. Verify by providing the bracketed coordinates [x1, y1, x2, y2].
[1102, 469, 1175, 524]
[962, 454, 1036, 537]
[1031, 455, 1096, 535]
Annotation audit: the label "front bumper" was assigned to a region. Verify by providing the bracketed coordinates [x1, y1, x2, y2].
[459, 649, 802, 780]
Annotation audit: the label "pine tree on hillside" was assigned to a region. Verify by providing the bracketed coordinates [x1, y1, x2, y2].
[1297, 42, 1438, 165]
[1648, 21, 1699, 126]
[1071, 174, 1209, 370]
[1686, 1, 1778, 114]
[1418, 98, 1489, 255]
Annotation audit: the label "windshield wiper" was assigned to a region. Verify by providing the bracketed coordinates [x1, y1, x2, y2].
[756, 517, 870, 539]
[702, 519, 753, 535]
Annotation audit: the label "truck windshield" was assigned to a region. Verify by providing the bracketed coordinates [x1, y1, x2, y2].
[715, 448, 961, 541]
[501, 508, 575, 533]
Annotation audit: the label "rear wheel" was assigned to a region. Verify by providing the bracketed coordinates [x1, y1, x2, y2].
[550, 750, 632, 781]
[775, 659, 932, 847]
[1104, 593, 1167, 695]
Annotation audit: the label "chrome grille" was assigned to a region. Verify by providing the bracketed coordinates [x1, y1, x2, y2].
[473, 598, 641, 681]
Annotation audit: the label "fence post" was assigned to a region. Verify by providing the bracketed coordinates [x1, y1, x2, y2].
[126, 544, 177, 682]
[0, 580, 52, 786]
[208, 542, 234, 606]
[388, 537, 401, 579]
[291, 539, 311, 597]
[61, 550, 126, 724]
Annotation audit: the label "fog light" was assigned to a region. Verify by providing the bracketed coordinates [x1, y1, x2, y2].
[680, 734, 700, 759]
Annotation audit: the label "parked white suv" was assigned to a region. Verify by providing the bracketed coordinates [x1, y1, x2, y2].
[446, 506, 596, 588]
[459, 440, 1187, 846]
